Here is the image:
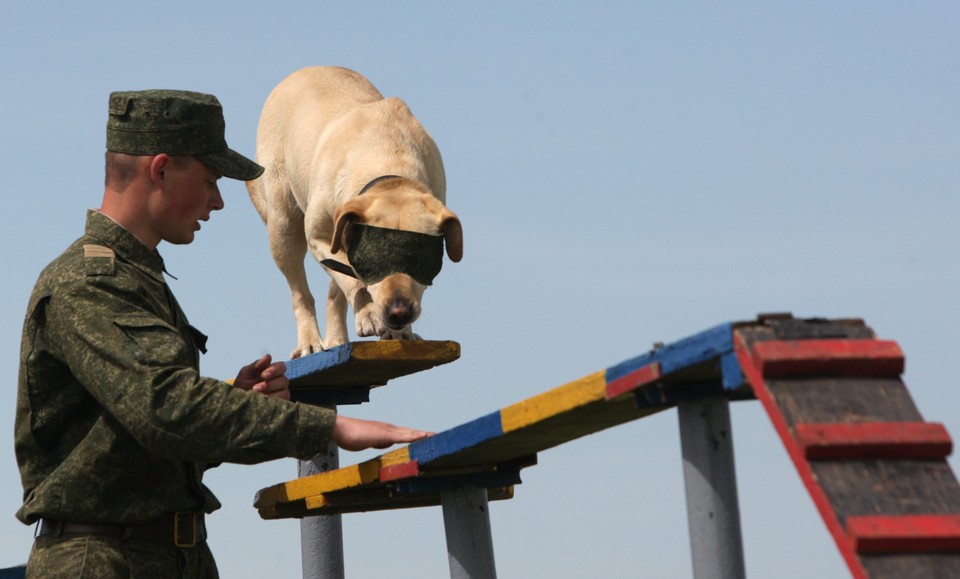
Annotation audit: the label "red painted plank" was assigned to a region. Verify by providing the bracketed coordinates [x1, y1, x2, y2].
[380, 461, 420, 482]
[605, 361, 661, 400]
[751, 339, 904, 378]
[795, 422, 953, 460]
[734, 332, 870, 578]
[847, 514, 960, 553]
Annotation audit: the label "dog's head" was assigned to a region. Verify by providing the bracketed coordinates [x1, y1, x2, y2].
[329, 185, 462, 333]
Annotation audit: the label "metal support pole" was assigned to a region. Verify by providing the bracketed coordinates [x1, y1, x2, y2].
[298, 441, 344, 579]
[677, 397, 746, 579]
[441, 486, 498, 579]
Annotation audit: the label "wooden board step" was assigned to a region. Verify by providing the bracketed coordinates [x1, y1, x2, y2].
[847, 514, 960, 554]
[751, 338, 904, 378]
[734, 318, 960, 579]
[794, 422, 953, 460]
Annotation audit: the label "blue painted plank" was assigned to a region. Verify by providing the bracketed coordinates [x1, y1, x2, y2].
[285, 343, 354, 381]
[606, 322, 734, 383]
[408, 412, 504, 465]
[657, 322, 734, 374]
[721, 351, 746, 391]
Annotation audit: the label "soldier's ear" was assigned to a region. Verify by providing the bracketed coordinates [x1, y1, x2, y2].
[150, 154, 172, 185]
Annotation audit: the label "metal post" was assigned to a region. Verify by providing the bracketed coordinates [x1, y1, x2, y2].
[298, 441, 344, 579]
[441, 486, 498, 579]
[677, 397, 746, 579]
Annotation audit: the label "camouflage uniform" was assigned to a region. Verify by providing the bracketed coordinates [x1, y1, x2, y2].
[16, 209, 336, 576]
[16, 89, 335, 577]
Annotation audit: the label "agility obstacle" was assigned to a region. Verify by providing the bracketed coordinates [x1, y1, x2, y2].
[257, 314, 960, 579]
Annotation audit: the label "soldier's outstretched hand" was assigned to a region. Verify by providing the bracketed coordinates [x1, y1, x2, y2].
[333, 416, 433, 451]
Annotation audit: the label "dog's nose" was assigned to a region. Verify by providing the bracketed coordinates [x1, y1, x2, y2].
[386, 300, 414, 329]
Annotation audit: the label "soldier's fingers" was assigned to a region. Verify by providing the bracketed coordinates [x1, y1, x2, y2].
[260, 361, 286, 381]
[253, 354, 272, 371]
[253, 376, 290, 398]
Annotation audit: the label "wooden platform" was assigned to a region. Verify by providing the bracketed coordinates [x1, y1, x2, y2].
[285, 340, 460, 405]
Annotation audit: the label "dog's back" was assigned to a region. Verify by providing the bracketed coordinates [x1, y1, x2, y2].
[247, 66, 386, 216]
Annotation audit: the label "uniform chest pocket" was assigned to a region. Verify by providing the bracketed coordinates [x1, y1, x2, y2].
[114, 315, 193, 368]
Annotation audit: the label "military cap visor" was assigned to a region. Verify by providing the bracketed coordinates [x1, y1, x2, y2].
[106, 90, 264, 181]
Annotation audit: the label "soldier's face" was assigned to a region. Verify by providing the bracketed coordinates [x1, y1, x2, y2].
[157, 156, 224, 245]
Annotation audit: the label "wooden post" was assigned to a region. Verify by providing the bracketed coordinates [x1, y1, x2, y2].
[298, 441, 344, 579]
[677, 397, 746, 579]
[441, 486, 498, 579]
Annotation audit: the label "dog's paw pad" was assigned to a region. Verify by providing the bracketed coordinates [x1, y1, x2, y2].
[291, 343, 325, 358]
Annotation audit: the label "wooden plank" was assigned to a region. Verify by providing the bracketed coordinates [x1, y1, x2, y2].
[407, 412, 504, 466]
[254, 458, 381, 509]
[605, 362, 661, 400]
[606, 322, 733, 382]
[813, 460, 960, 522]
[764, 377, 922, 428]
[380, 461, 420, 481]
[736, 322, 960, 579]
[257, 323, 741, 518]
[796, 422, 953, 460]
[751, 339, 904, 378]
[860, 552, 960, 577]
[412, 396, 664, 472]
[379, 446, 411, 469]
[847, 514, 960, 553]
[286, 340, 460, 389]
[500, 371, 606, 432]
[259, 486, 516, 518]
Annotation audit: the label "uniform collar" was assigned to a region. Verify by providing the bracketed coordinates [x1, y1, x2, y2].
[84, 209, 167, 280]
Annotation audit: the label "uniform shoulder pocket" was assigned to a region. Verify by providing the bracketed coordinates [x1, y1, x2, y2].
[83, 244, 116, 276]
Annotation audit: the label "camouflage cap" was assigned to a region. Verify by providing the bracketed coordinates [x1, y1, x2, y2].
[106, 89, 264, 181]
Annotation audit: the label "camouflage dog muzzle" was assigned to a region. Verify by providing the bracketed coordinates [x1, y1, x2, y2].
[322, 223, 443, 286]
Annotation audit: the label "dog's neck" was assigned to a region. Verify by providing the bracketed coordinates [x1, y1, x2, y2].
[357, 175, 403, 196]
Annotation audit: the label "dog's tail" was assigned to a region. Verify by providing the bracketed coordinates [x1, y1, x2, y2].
[245, 174, 269, 223]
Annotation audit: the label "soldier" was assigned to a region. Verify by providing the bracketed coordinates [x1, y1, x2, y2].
[15, 90, 431, 577]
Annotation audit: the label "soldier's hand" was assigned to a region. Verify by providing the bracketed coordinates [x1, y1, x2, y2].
[332, 416, 432, 452]
[234, 354, 290, 400]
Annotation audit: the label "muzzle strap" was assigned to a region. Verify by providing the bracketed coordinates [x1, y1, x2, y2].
[322, 224, 444, 286]
[320, 258, 359, 279]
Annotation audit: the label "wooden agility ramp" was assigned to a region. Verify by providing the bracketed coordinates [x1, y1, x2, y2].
[256, 315, 960, 579]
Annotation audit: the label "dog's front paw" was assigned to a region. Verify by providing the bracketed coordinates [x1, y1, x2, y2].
[354, 303, 381, 338]
[291, 341, 325, 359]
[292, 328, 325, 358]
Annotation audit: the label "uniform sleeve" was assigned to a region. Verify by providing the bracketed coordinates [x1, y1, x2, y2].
[46, 274, 335, 464]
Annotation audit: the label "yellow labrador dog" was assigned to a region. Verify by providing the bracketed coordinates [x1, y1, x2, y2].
[247, 66, 463, 357]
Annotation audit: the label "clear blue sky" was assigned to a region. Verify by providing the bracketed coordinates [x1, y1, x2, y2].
[2, 2, 958, 577]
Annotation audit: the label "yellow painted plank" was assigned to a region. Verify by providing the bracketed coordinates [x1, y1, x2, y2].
[304, 495, 329, 510]
[500, 370, 607, 433]
[264, 458, 380, 504]
[350, 340, 461, 361]
[379, 446, 411, 469]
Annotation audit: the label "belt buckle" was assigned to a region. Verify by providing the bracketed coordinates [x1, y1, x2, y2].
[173, 512, 196, 548]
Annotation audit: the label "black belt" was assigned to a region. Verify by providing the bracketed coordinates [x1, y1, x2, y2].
[38, 512, 206, 548]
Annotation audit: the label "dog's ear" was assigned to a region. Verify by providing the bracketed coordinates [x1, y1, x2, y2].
[440, 210, 463, 262]
[331, 200, 365, 255]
